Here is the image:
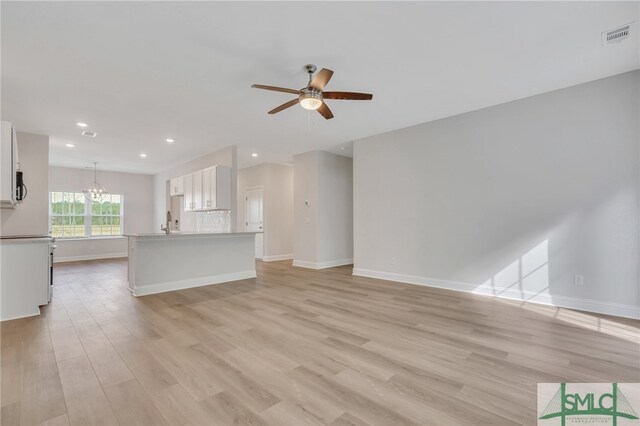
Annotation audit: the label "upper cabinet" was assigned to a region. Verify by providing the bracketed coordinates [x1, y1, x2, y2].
[181, 165, 231, 212]
[0, 121, 18, 208]
[183, 173, 194, 211]
[203, 166, 231, 210]
[169, 176, 184, 196]
[192, 170, 203, 211]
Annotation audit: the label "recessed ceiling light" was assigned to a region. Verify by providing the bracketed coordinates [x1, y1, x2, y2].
[139, 153, 147, 158]
[165, 138, 174, 143]
[76, 122, 88, 127]
[65, 143, 75, 148]
[251, 153, 258, 157]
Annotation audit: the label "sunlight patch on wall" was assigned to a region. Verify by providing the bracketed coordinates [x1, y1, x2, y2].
[474, 239, 549, 300]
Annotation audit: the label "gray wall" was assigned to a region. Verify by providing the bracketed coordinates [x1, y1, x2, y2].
[0, 132, 49, 236]
[353, 70, 639, 318]
[293, 151, 319, 265]
[266, 164, 294, 258]
[294, 150, 353, 268]
[49, 166, 154, 235]
[237, 163, 293, 260]
[317, 151, 353, 264]
[49, 166, 154, 261]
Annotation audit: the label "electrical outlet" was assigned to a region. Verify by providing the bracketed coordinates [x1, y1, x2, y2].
[574, 275, 584, 286]
[390, 256, 396, 265]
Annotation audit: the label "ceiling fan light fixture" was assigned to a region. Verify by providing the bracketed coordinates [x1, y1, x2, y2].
[299, 89, 323, 111]
[252, 65, 371, 119]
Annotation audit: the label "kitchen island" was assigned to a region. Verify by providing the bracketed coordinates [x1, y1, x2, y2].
[126, 232, 258, 296]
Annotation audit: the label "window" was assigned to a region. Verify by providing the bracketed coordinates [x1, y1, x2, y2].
[50, 192, 86, 238]
[91, 194, 122, 236]
[50, 192, 123, 238]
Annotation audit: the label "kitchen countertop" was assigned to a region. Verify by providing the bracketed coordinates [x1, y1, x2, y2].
[125, 231, 260, 238]
[0, 237, 54, 244]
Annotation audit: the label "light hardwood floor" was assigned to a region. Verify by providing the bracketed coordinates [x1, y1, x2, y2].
[2, 258, 639, 425]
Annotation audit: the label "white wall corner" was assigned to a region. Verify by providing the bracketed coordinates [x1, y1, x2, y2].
[293, 258, 353, 270]
[262, 254, 293, 262]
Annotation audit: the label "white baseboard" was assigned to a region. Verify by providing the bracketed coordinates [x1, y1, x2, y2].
[262, 254, 293, 262]
[352, 268, 640, 320]
[1, 307, 41, 322]
[470, 282, 640, 319]
[131, 270, 257, 297]
[54, 253, 128, 263]
[293, 258, 354, 270]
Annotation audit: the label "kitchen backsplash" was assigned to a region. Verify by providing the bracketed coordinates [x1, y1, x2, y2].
[196, 210, 231, 233]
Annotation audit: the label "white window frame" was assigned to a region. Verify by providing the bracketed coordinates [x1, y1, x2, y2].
[90, 193, 124, 237]
[49, 191, 124, 239]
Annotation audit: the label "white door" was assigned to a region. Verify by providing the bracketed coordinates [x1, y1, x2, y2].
[245, 187, 263, 259]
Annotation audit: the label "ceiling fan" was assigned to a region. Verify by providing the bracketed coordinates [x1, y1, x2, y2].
[251, 64, 373, 120]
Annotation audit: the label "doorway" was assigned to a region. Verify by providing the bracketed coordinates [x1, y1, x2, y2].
[245, 187, 264, 259]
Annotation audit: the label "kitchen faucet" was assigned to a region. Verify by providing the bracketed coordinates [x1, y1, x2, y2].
[160, 211, 172, 234]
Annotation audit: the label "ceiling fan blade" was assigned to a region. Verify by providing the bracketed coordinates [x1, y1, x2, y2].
[309, 68, 334, 91]
[317, 102, 334, 120]
[323, 91, 373, 100]
[251, 84, 300, 95]
[268, 98, 299, 114]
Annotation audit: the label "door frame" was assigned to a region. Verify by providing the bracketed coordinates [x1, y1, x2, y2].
[245, 186, 264, 260]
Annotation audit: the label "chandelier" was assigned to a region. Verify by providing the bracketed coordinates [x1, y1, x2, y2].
[82, 162, 108, 202]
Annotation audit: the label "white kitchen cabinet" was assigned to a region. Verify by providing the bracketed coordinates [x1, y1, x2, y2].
[192, 170, 203, 210]
[202, 166, 231, 210]
[202, 168, 211, 208]
[0, 121, 18, 208]
[184, 173, 194, 211]
[169, 175, 184, 196]
[0, 238, 52, 321]
[182, 166, 231, 212]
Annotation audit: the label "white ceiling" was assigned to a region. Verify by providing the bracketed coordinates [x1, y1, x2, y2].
[2, 2, 638, 174]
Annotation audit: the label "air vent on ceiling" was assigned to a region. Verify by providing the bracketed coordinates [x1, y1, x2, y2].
[602, 22, 633, 45]
[81, 130, 97, 138]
